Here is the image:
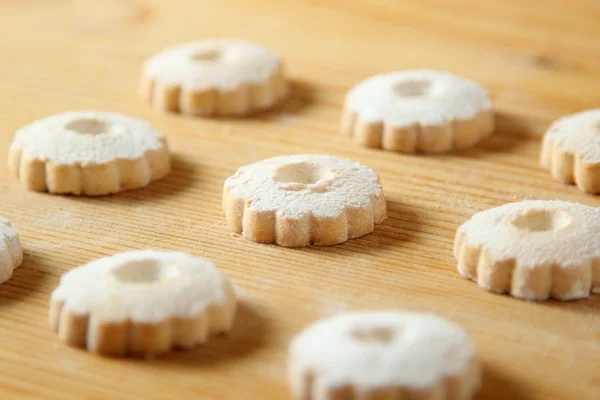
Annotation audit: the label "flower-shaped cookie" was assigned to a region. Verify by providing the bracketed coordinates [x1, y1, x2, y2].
[341, 70, 494, 153]
[0, 217, 23, 284]
[223, 155, 387, 247]
[455, 200, 600, 301]
[9, 111, 170, 196]
[288, 312, 480, 400]
[541, 109, 600, 193]
[50, 251, 236, 356]
[141, 39, 289, 116]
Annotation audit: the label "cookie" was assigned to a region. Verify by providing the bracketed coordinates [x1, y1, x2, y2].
[288, 311, 480, 400]
[223, 155, 386, 247]
[49, 251, 236, 357]
[0, 217, 23, 284]
[8, 111, 170, 196]
[455, 200, 600, 301]
[341, 70, 494, 153]
[141, 39, 289, 116]
[541, 109, 600, 193]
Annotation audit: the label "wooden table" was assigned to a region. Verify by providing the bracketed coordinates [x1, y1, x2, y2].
[1, 1, 599, 399]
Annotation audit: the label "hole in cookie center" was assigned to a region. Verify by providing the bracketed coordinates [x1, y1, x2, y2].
[65, 118, 110, 135]
[274, 162, 333, 185]
[511, 209, 572, 232]
[351, 327, 398, 343]
[112, 260, 180, 284]
[393, 79, 433, 97]
[190, 49, 221, 62]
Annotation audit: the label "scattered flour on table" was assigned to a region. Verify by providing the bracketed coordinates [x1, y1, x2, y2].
[27, 241, 74, 251]
[318, 298, 349, 318]
[276, 114, 297, 124]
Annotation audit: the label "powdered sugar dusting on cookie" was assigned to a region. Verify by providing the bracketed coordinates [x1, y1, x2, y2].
[0, 216, 23, 284]
[226, 155, 382, 217]
[10, 111, 166, 165]
[544, 109, 600, 163]
[9, 111, 170, 195]
[346, 70, 492, 127]
[288, 311, 479, 397]
[223, 155, 386, 247]
[50, 251, 237, 356]
[143, 39, 282, 91]
[459, 200, 600, 268]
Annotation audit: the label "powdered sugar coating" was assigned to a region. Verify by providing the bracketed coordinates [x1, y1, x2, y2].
[458, 200, 600, 268]
[51, 251, 235, 323]
[543, 109, 600, 163]
[223, 155, 386, 247]
[225, 155, 382, 218]
[10, 111, 166, 165]
[0, 217, 23, 284]
[288, 312, 479, 396]
[346, 70, 492, 127]
[143, 39, 282, 91]
[9, 111, 170, 195]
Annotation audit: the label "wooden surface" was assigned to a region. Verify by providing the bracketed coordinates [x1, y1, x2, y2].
[1, 0, 599, 399]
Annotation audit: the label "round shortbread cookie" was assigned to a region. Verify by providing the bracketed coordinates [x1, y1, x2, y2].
[541, 109, 600, 193]
[222, 154, 387, 247]
[8, 111, 170, 196]
[455, 200, 600, 301]
[288, 312, 480, 400]
[0, 217, 23, 284]
[49, 251, 236, 357]
[141, 39, 289, 116]
[341, 70, 494, 153]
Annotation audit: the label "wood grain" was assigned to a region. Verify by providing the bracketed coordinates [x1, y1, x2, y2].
[1, 0, 599, 399]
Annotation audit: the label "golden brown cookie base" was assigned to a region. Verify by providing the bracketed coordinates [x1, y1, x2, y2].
[340, 108, 494, 153]
[291, 357, 481, 400]
[540, 138, 600, 194]
[141, 69, 289, 116]
[223, 186, 386, 247]
[454, 230, 600, 301]
[8, 139, 170, 196]
[49, 298, 235, 357]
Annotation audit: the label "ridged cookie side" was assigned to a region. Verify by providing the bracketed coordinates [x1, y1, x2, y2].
[49, 283, 236, 357]
[288, 355, 481, 400]
[222, 186, 386, 247]
[141, 68, 289, 116]
[454, 230, 599, 300]
[540, 137, 600, 194]
[0, 226, 23, 284]
[341, 108, 494, 153]
[8, 138, 170, 196]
